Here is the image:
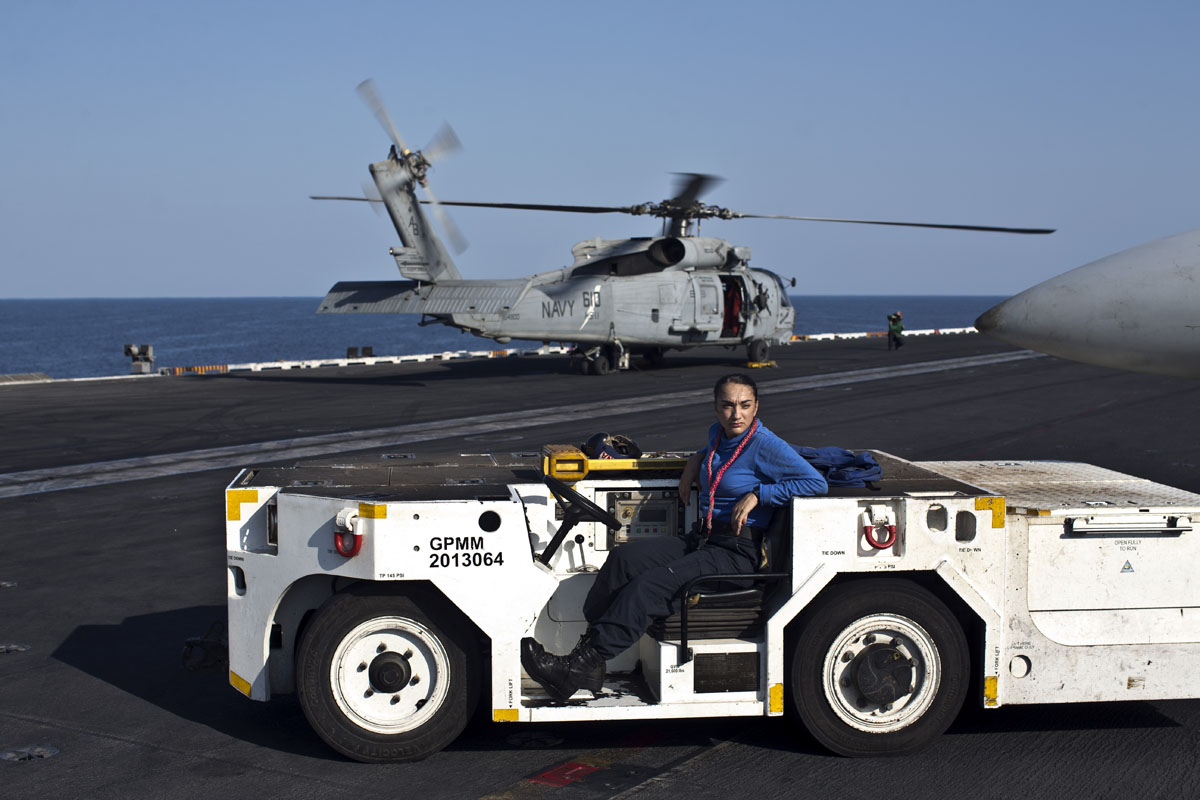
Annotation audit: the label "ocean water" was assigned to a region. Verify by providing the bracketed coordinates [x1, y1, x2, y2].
[0, 296, 1004, 380]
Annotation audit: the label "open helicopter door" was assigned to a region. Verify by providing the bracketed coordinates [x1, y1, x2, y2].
[689, 275, 723, 337]
[720, 276, 750, 338]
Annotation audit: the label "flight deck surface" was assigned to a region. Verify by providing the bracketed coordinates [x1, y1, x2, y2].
[4, 334, 1200, 799]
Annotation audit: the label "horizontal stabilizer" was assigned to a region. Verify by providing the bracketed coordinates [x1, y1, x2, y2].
[319, 280, 527, 316]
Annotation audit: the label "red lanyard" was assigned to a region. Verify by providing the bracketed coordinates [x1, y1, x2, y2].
[705, 419, 759, 530]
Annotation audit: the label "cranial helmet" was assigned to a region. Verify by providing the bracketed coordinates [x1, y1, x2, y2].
[583, 432, 643, 459]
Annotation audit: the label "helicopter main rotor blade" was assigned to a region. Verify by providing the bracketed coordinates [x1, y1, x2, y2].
[356, 79, 411, 154]
[310, 180, 385, 214]
[733, 213, 1055, 235]
[670, 173, 721, 207]
[425, 200, 639, 214]
[310, 196, 468, 252]
[312, 197, 654, 216]
[310, 195, 380, 202]
[312, 189, 1055, 234]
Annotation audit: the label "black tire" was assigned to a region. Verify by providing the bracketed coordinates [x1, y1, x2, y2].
[790, 579, 968, 757]
[747, 339, 769, 363]
[644, 347, 666, 367]
[296, 589, 479, 763]
[591, 353, 611, 375]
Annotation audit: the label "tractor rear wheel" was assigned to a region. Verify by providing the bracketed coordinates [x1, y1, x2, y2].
[296, 590, 479, 763]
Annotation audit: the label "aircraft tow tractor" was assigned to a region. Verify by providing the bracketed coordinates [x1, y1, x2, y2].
[225, 445, 1200, 761]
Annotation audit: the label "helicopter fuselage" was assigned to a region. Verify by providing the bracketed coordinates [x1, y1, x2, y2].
[457, 263, 793, 349]
[323, 249, 793, 352]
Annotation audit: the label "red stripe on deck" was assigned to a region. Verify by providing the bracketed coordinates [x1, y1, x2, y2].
[530, 762, 601, 787]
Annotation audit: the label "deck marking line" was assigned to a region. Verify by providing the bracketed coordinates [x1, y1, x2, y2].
[0, 351, 1041, 498]
[478, 727, 665, 799]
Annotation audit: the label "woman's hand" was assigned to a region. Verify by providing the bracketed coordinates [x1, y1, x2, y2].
[731, 491, 759, 536]
[678, 452, 702, 504]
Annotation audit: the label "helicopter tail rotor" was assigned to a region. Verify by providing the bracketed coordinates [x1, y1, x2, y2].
[355, 79, 469, 253]
[359, 180, 385, 217]
[422, 181, 469, 254]
[424, 122, 463, 165]
[357, 79, 411, 155]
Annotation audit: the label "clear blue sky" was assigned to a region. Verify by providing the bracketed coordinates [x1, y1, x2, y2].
[3, 0, 1198, 298]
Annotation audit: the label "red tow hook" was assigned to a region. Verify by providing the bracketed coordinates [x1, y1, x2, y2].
[864, 523, 898, 550]
[860, 509, 898, 550]
[334, 528, 362, 557]
[334, 508, 363, 557]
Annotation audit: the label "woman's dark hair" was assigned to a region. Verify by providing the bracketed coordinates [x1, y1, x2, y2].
[713, 373, 758, 401]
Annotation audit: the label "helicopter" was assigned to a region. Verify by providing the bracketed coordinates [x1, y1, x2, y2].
[315, 81, 1055, 375]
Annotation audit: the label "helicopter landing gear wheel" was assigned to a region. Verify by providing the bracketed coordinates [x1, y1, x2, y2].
[591, 352, 612, 376]
[296, 589, 479, 763]
[644, 347, 667, 367]
[789, 579, 968, 757]
[747, 339, 770, 363]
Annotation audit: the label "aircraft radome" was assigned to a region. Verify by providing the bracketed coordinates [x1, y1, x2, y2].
[976, 226, 1200, 379]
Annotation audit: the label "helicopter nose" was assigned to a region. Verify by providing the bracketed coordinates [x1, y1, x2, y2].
[975, 226, 1200, 378]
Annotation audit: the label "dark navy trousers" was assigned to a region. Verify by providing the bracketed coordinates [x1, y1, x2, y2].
[583, 532, 758, 660]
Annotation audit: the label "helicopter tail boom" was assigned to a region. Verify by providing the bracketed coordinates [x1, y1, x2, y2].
[370, 160, 462, 282]
[318, 279, 526, 316]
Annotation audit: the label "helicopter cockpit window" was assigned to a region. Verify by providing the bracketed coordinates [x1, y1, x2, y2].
[763, 271, 793, 308]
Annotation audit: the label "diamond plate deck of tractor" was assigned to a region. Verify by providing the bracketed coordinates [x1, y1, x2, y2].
[917, 460, 1200, 512]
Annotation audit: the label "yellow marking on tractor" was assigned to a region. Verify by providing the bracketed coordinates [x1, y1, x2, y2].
[358, 502, 388, 519]
[226, 489, 258, 522]
[769, 683, 785, 713]
[984, 675, 998, 706]
[976, 496, 1006, 528]
[230, 670, 252, 697]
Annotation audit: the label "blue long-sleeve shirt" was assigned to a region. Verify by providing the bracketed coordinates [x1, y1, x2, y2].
[698, 421, 828, 528]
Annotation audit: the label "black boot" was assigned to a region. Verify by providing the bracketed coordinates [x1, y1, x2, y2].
[520, 635, 605, 703]
[567, 636, 606, 695]
[521, 637, 570, 700]
[521, 637, 547, 664]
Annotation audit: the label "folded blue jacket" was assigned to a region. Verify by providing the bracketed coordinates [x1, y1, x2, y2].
[793, 446, 882, 487]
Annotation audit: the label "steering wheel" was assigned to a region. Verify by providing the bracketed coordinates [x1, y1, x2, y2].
[538, 475, 623, 566]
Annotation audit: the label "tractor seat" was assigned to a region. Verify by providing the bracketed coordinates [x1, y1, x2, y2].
[648, 507, 791, 642]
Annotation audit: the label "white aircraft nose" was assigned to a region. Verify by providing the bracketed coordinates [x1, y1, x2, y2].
[976, 226, 1200, 379]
